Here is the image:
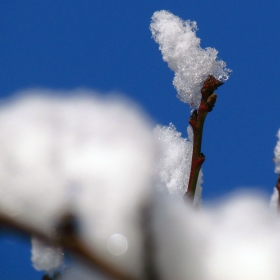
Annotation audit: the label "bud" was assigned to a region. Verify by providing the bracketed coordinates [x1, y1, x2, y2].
[206, 93, 217, 112]
[189, 110, 198, 128]
[201, 75, 223, 101]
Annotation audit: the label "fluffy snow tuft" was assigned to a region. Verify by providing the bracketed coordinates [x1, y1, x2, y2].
[194, 170, 203, 206]
[153, 123, 203, 205]
[274, 129, 280, 173]
[31, 237, 64, 272]
[153, 123, 192, 195]
[150, 10, 231, 108]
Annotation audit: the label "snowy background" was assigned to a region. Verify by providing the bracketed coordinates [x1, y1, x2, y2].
[1, 0, 280, 279]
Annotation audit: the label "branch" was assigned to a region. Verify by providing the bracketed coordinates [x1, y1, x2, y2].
[0, 213, 138, 280]
[185, 75, 223, 202]
[141, 204, 160, 280]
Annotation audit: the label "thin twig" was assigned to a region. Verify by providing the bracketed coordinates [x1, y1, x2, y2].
[0, 213, 138, 280]
[185, 75, 223, 202]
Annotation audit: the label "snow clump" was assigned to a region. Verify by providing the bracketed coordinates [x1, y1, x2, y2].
[154, 123, 202, 205]
[150, 10, 231, 108]
[154, 123, 192, 195]
[31, 237, 64, 272]
[274, 129, 280, 174]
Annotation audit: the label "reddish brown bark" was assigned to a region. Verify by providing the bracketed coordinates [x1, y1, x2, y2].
[185, 75, 223, 202]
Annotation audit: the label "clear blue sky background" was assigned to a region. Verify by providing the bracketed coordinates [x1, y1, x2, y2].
[1, 0, 280, 279]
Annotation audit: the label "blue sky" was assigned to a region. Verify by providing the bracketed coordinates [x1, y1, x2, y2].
[1, 0, 280, 279]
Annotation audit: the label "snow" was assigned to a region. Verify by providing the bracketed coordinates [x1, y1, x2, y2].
[154, 193, 280, 280]
[270, 187, 278, 211]
[150, 10, 231, 108]
[1, 91, 278, 279]
[31, 237, 64, 272]
[0, 91, 156, 276]
[154, 123, 203, 205]
[274, 129, 280, 174]
[154, 123, 193, 195]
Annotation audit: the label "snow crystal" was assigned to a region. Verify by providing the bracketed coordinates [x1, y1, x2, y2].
[274, 129, 280, 173]
[31, 237, 63, 272]
[154, 123, 203, 204]
[270, 187, 278, 211]
[154, 123, 192, 195]
[150, 10, 231, 108]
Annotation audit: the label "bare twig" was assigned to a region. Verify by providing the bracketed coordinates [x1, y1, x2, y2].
[184, 75, 223, 202]
[0, 213, 138, 280]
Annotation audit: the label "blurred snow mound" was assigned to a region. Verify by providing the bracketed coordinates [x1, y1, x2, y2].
[0, 91, 156, 277]
[154, 193, 280, 280]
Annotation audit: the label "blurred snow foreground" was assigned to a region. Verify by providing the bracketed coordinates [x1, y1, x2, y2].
[0, 90, 197, 277]
[150, 10, 231, 108]
[0, 92, 279, 280]
[0, 91, 156, 276]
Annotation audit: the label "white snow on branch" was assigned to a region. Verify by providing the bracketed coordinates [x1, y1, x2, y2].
[0, 91, 156, 276]
[153, 123, 202, 205]
[31, 237, 64, 272]
[150, 10, 231, 108]
[274, 129, 280, 174]
[154, 123, 192, 195]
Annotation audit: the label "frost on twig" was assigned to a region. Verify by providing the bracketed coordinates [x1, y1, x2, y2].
[150, 10, 231, 108]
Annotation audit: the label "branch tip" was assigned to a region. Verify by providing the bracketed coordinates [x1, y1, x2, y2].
[201, 75, 223, 100]
[186, 75, 224, 202]
[206, 93, 217, 112]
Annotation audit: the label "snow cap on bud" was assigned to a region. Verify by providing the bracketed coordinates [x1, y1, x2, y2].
[150, 10, 231, 108]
